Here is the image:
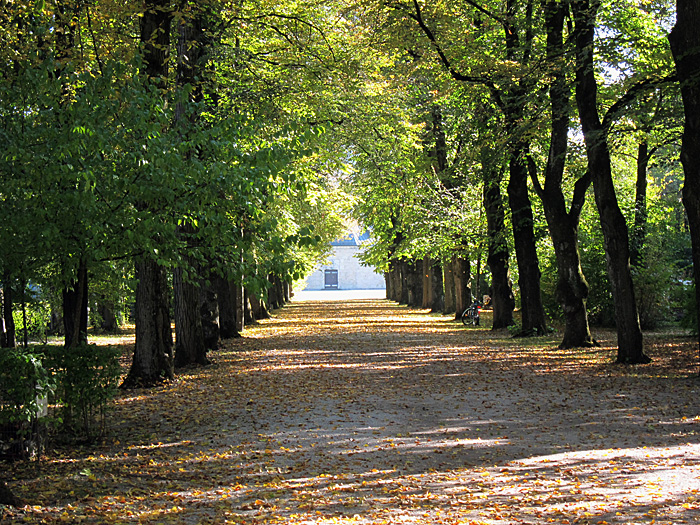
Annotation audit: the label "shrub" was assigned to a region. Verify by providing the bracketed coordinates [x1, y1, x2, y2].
[0, 348, 55, 457]
[44, 344, 121, 441]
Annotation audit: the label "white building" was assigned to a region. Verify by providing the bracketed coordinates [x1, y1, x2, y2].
[303, 232, 386, 291]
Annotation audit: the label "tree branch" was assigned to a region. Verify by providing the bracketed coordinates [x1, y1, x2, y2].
[601, 73, 677, 132]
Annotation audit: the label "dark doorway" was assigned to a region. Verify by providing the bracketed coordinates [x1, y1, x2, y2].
[324, 269, 339, 289]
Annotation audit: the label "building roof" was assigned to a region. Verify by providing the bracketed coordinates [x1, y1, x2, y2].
[330, 231, 371, 246]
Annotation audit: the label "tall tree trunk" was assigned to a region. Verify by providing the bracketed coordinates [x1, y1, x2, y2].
[234, 281, 245, 331]
[249, 291, 270, 321]
[244, 289, 254, 323]
[573, 0, 648, 364]
[669, 0, 700, 372]
[62, 260, 88, 348]
[2, 272, 16, 348]
[453, 255, 472, 320]
[124, 0, 174, 387]
[387, 260, 401, 303]
[507, 147, 548, 334]
[406, 259, 423, 307]
[484, 173, 515, 329]
[429, 260, 444, 313]
[96, 297, 119, 333]
[444, 259, 455, 315]
[283, 280, 291, 303]
[631, 141, 650, 268]
[123, 258, 174, 387]
[533, 0, 595, 349]
[217, 277, 239, 338]
[399, 260, 410, 305]
[199, 280, 219, 350]
[173, 266, 208, 368]
[421, 257, 432, 309]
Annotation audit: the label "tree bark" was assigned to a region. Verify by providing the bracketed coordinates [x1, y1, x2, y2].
[572, 0, 648, 363]
[199, 280, 219, 349]
[96, 298, 119, 333]
[429, 259, 444, 313]
[123, 258, 174, 387]
[249, 291, 270, 321]
[669, 0, 700, 372]
[630, 141, 650, 268]
[421, 257, 432, 309]
[453, 255, 472, 320]
[443, 259, 455, 315]
[62, 260, 88, 348]
[173, 266, 208, 368]
[406, 259, 423, 307]
[216, 277, 239, 338]
[507, 145, 548, 335]
[484, 172, 515, 329]
[124, 0, 175, 387]
[399, 260, 410, 305]
[234, 281, 245, 331]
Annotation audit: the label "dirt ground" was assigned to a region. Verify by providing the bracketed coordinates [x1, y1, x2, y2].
[4, 298, 700, 524]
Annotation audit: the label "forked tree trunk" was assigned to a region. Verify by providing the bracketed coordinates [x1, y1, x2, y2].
[507, 147, 548, 335]
[669, 0, 700, 372]
[573, 0, 648, 363]
[534, 1, 596, 349]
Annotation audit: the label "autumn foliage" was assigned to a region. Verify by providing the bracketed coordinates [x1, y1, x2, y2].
[2, 298, 699, 524]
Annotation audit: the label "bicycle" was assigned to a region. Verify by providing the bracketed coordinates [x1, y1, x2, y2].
[461, 300, 482, 326]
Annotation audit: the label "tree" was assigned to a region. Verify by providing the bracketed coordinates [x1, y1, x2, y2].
[123, 0, 176, 387]
[669, 0, 700, 371]
[571, 0, 650, 364]
[529, 0, 596, 348]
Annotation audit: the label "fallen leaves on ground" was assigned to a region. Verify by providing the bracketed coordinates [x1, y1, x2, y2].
[3, 300, 700, 524]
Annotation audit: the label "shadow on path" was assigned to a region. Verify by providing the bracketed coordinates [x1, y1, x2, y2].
[7, 299, 700, 524]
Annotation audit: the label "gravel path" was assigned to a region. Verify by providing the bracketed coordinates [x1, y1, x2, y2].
[6, 298, 700, 524]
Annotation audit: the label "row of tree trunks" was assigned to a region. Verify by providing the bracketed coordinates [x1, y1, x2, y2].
[386, 256, 472, 315]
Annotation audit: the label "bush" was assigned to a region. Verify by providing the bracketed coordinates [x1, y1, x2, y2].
[44, 344, 121, 441]
[12, 300, 51, 344]
[0, 348, 55, 457]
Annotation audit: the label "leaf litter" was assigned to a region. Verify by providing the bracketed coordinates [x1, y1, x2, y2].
[3, 299, 700, 524]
